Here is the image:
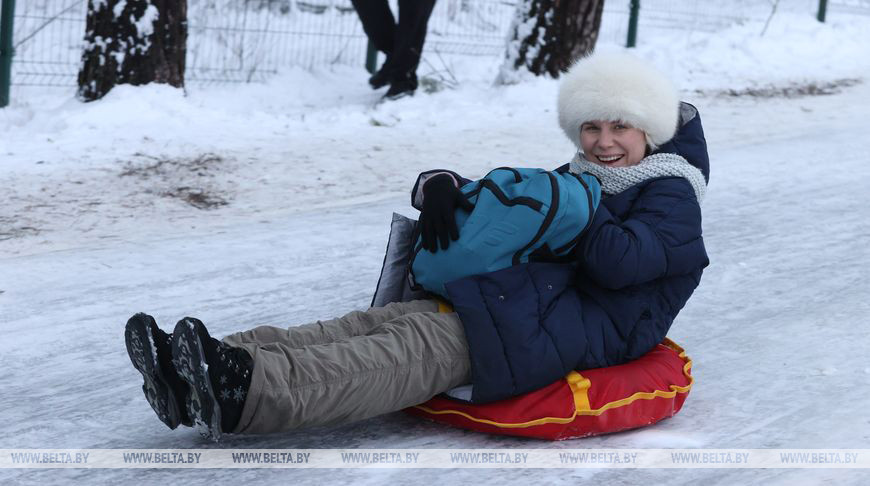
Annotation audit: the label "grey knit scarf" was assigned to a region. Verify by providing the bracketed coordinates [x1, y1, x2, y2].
[569, 152, 707, 203]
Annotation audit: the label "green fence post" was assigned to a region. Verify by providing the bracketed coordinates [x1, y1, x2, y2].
[0, 0, 15, 108]
[365, 40, 377, 74]
[626, 0, 640, 48]
[817, 0, 828, 22]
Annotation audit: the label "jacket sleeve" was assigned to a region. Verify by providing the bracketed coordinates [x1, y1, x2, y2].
[410, 169, 472, 211]
[576, 178, 708, 290]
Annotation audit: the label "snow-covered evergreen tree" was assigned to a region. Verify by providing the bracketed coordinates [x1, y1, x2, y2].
[496, 0, 604, 84]
[78, 0, 187, 101]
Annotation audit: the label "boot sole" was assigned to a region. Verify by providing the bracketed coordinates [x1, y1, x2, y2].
[125, 314, 182, 430]
[369, 77, 389, 89]
[383, 89, 415, 102]
[171, 318, 222, 442]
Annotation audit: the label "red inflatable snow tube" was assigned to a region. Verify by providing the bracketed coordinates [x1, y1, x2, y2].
[405, 338, 693, 440]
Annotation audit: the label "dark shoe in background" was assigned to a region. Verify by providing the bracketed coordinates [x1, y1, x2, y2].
[368, 58, 393, 89]
[125, 313, 191, 429]
[171, 317, 253, 441]
[383, 72, 418, 101]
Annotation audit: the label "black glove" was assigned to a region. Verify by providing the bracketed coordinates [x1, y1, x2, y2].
[419, 174, 474, 253]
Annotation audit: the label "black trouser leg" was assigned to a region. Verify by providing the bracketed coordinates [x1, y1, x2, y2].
[350, 0, 397, 56]
[392, 0, 437, 81]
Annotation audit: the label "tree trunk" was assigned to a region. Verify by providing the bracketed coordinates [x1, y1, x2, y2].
[497, 0, 604, 84]
[78, 0, 187, 101]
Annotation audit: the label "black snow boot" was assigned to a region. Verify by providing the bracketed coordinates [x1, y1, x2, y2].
[171, 317, 253, 442]
[368, 57, 393, 89]
[125, 313, 192, 429]
[383, 71, 418, 101]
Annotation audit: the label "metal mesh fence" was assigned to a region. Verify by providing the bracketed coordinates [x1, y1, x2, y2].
[828, 0, 870, 15]
[593, 0, 853, 45]
[7, 0, 870, 89]
[11, 1, 87, 87]
[184, 1, 368, 84]
[9, 0, 517, 88]
[183, 0, 518, 84]
[596, 0, 750, 45]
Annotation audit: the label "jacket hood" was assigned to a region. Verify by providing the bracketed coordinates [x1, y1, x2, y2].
[655, 102, 710, 184]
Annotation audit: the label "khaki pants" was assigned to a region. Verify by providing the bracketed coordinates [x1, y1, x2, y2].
[221, 300, 471, 434]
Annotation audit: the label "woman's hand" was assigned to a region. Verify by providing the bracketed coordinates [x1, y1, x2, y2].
[419, 174, 474, 252]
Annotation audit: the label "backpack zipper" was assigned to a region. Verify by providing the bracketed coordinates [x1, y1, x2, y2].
[479, 179, 543, 211]
[492, 167, 523, 183]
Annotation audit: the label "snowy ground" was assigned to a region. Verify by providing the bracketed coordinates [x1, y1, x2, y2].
[2, 11, 870, 485]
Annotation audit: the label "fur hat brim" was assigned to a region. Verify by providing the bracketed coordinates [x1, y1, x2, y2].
[557, 51, 679, 149]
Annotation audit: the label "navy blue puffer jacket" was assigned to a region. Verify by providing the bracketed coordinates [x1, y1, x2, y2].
[412, 103, 710, 403]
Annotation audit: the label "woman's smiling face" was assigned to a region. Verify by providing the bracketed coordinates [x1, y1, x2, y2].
[579, 120, 648, 167]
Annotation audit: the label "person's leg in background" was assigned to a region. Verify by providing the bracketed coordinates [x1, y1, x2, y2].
[350, 0, 397, 89]
[384, 0, 437, 99]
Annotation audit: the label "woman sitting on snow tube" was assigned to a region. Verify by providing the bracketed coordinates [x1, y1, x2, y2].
[122, 51, 709, 441]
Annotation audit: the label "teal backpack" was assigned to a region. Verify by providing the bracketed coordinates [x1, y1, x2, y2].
[410, 167, 601, 298]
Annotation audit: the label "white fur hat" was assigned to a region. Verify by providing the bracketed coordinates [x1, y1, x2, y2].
[557, 51, 679, 150]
